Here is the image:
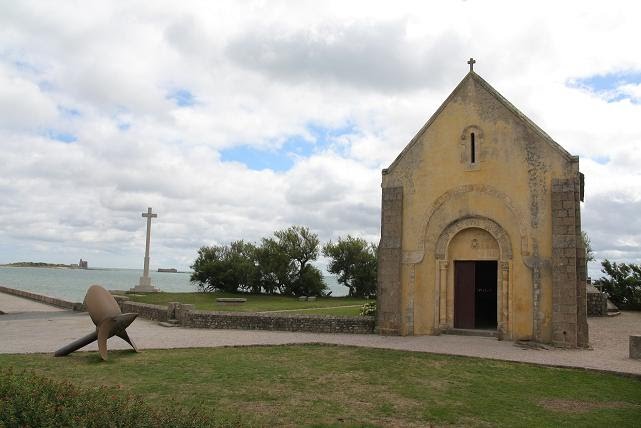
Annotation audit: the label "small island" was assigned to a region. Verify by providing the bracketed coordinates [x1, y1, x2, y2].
[1, 260, 88, 269]
[158, 268, 178, 273]
[1, 262, 73, 268]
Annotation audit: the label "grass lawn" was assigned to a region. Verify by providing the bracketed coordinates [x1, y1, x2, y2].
[1, 345, 640, 427]
[124, 291, 369, 316]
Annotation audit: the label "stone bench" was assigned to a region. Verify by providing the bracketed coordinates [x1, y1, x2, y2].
[630, 335, 641, 360]
[297, 296, 317, 302]
[216, 298, 247, 305]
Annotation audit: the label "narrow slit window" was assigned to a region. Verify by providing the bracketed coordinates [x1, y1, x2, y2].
[470, 132, 476, 164]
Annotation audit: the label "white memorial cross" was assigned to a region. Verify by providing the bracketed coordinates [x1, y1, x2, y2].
[131, 207, 160, 292]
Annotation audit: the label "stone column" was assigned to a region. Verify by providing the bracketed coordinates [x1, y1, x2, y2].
[439, 260, 449, 330]
[499, 261, 510, 340]
[406, 264, 415, 335]
[551, 177, 589, 347]
[377, 186, 403, 335]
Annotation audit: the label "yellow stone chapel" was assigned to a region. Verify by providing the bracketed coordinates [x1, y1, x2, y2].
[377, 59, 589, 347]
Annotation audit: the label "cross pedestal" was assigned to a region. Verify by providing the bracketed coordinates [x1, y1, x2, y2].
[130, 207, 160, 293]
[132, 275, 158, 293]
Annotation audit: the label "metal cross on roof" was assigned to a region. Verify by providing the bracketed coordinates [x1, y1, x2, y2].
[467, 57, 476, 72]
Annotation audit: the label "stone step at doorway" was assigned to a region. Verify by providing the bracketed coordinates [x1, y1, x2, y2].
[443, 328, 498, 338]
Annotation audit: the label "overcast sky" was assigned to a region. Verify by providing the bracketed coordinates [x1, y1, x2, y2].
[1, 1, 640, 277]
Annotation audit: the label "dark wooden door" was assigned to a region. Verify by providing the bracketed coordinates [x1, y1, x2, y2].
[454, 261, 475, 329]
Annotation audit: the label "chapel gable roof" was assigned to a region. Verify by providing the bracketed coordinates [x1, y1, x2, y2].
[384, 71, 577, 173]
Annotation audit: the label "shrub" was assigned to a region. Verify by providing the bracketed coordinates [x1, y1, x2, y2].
[0, 367, 236, 427]
[360, 301, 377, 316]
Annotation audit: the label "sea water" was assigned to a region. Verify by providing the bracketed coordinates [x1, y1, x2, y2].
[0, 267, 347, 302]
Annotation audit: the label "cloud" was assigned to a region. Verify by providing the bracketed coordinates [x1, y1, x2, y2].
[226, 20, 464, 92]
[567, 71, 641, 103]
[619, 83, 641, 103]
[166, 89, 197, 107]
[0, 0, 640, 276]
[583, 194, 641, 278]
[0, 64, 58, 130]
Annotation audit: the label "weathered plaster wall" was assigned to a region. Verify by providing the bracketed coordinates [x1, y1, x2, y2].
[380, 73, 584, 344]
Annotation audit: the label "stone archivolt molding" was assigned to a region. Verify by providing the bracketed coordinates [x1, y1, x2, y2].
[435, 216, 513, 260]
[408, 184, 528, 263]
[430, 216, 513, 338]
[461, 124, 484, 140]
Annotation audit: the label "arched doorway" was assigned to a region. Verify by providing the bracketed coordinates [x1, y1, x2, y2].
[433, 217, 512, 338]
[450, 228, 499, 330]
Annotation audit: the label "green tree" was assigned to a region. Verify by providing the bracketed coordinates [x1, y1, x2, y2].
[227, 240, 261, 293]
[594, 259, 641, 310]
[190, 240, 258, 293]
[323, 235, 377, 297]
[191, 226, 326, 296]
[191, 245, 224, 292]
[253, 238, 291, 294]
[582, 231, 595, 262]
[259, 226, 326, 296]
[294, 264, 326, 297]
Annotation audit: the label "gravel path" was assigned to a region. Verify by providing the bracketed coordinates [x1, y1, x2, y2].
[1, 291, 640, 376]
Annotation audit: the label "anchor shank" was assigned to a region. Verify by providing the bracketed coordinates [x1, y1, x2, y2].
[54, 331, 98, 357]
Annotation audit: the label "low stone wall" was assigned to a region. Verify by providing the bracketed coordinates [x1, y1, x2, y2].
[587, 292, 607, 317]
[631, 336, 641, 360]
[184, 310, 375, 334]
[118, 300, 168, 322]
[115, 295, 374, 334]
[0, 285, 83, 311]
[1, 286, 376, 334]
[587, 284, 607, 317]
